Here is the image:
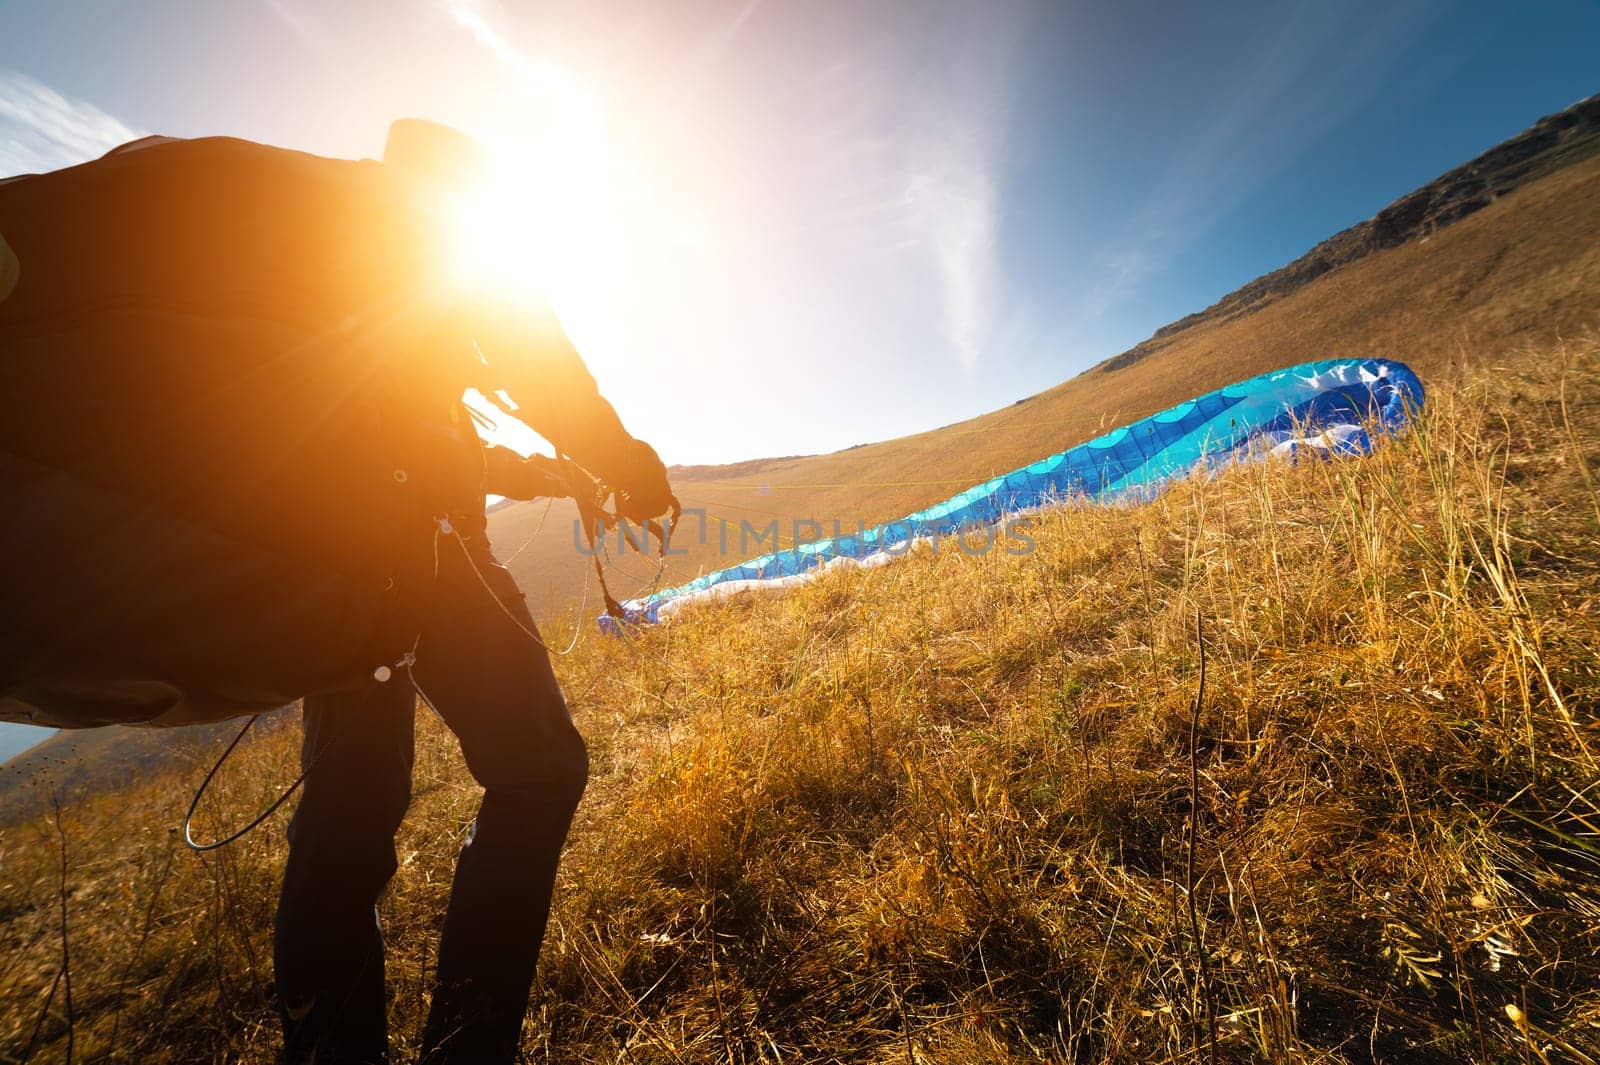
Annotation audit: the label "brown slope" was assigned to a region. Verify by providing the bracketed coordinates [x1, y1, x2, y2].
[492, 103, 1600, 619]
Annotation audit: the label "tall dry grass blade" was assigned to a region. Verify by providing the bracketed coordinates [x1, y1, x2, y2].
[1186, 610, 1218, 1065]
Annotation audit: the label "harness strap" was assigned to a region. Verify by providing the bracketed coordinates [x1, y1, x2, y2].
[561, 450, 680, 621]
[583, 514, 627, 619]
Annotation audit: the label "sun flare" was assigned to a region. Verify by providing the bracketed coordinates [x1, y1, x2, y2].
[431, 9, 718, 456]
[448, 162, 564, 297]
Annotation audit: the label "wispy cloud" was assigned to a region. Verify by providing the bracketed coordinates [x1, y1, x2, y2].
[1081, 247, 1156, 322]
[792, 13, 1020, 371]
[905, 129, 1003, 369]
[0, 70, 140, 177]
[903, 16, 1018, 370]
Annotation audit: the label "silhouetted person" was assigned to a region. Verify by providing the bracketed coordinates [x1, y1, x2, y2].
[0, 120, 674, 1063]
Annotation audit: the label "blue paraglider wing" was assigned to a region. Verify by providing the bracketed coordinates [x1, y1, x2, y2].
[604, 358, 1422, 628]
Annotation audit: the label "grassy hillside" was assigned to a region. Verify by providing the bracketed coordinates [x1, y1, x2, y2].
[493, 103, 1600, 616]
[2, 338, 1597, 1062]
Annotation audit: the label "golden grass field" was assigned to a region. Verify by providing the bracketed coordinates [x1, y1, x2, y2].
[3, 107, 1600, 1063]
[2, 332, 1598, 1060]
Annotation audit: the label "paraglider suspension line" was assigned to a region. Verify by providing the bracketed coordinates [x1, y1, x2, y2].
[182, 714, 318, 852]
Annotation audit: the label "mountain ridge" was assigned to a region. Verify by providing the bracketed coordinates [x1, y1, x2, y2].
[1094, 91, 1600, 374]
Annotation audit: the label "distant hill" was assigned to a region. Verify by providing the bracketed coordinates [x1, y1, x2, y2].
[491, 91, 1600, 616]
[0, 712, 296, 826]
[0, 722, 49, 765]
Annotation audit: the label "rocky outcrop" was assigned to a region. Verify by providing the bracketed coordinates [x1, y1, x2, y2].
[1096, 92, 1600, 374]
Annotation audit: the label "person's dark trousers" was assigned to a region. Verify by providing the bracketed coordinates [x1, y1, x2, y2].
[275, 523, 589, 1064]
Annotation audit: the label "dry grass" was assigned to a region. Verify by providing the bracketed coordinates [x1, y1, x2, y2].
[3, 338, 1600, 1063]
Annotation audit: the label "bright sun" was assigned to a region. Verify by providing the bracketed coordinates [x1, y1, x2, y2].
[449, 159, 564, 297]
[435, 16, 714, 449]
[447, 122, 607, 303]
[437, 57, 665, 455]
[442, 73, 706, 367]
[443, 4, 619, 305]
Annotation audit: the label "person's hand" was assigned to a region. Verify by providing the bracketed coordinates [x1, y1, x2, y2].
[612, 439, 674, 523]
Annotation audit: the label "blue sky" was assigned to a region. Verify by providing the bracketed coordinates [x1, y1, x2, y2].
[0, 0, 1596, 469]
